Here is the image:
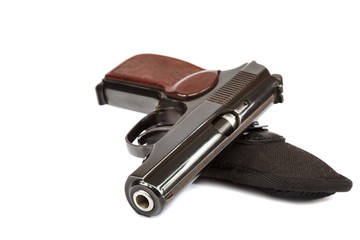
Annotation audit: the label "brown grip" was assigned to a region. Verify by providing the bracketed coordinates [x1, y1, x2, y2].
[105, 54, 218, 100]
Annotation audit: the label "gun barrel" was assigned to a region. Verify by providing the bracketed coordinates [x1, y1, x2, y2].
[124, 62, 282, 216]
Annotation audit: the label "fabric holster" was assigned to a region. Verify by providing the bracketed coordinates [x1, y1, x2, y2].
[200, 124, 352, 199]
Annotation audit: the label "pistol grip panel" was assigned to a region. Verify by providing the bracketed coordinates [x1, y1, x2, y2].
[105, 54, 218, 100]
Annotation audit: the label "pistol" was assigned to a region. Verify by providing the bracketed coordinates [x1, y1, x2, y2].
[96, 54, 283, 216]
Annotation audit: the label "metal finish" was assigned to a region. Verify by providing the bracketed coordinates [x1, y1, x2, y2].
[133, 190, 154, 212]
[97, 61, 283, 216]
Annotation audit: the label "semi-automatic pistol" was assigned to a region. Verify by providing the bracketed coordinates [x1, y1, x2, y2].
[96, 54, 283, 216]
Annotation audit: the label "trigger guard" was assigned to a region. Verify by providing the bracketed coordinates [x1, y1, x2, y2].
[126, 112, 158, 158]
[126, 108, 185, 158]
[137, 126, 172, 145]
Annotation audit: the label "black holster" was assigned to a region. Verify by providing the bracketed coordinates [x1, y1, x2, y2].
[201, 123, 352, 199]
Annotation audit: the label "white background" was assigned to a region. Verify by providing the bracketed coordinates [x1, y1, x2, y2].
[1, 1, 359, 239]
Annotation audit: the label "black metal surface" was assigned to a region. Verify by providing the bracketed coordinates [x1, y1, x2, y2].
[97, 61, 283, 216]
